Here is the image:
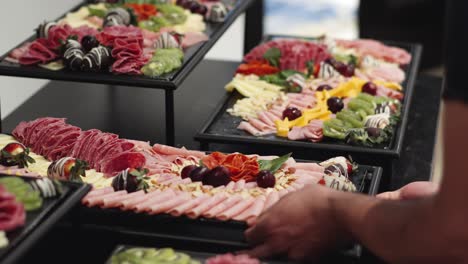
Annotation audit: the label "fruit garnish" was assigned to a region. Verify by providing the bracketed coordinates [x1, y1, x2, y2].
[189, 167, 209, 182]
[0, 143, 35, 168]
[47, 157, 88, 182]
[282, 107, 302, 121]
[112, 167, 150, 193]
[201, 152, 260, 182]
[316, 84, 333, 91]
[256, 170, 276, 188]
[327, 97, 344, 114]
[202, 166, 231, 187]
[366, 127, 382, 138]
[81, 35, 100, 53]
[181, 165, 198, 179]
[362, 82, 378, 95]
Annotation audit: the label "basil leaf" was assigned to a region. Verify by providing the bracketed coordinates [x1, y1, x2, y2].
[258, 153, 292, 173]
[263, 47, 281, 68]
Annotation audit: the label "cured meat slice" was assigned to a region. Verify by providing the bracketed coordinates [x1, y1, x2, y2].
[168, 194, 210, 217]
[83, 190, 127, 207]
[19, 39, 58, 65]
[100, 152, 146, 176]
[152, 144, 206, 159]
[70, 129, 100, 158]
[97, 25, 143, 47]
[288, 120, 323, 142]
[244, 39, 331, 72]
[233, 196, 266, 222]
[264, 191, 279, 210]
[32, 119, 67, 153]
[134, 189, 176, 213]
[206, 254, 261, 264]
[102, 190, 145, 209]
[217, 197, 255, 221]
[237, 121, 275, 136]
[336, 39, 412, 65]
[181, 32, 208, 49]
[147, 192, 191, 215]
[203, 195, 243, 218]
[186, 193, 227, 219]
[87, 133, 119, 168]
[121, 190, 162, 211]
[8, 42, 32, 62]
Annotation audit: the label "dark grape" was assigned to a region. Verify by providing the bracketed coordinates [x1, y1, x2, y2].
[203, 166, 231, 187]
[256, 170, 276, 188]
[181, 165, 198, 179]
[342, 64, 355, 77]
[81, 35, 100, 53]
[190, 167, 209, 182]
[362, 82, 377, 95]
[192, 4, 208, 15]
[366, 127, 381, 138]
[327, 97, 344, 113]
[181, 0, 194, 9]
[282, 107, 302, 121]
[316, 84, 333, 91]
[187, 1, 200, 12]
[176, 0, 189, 6]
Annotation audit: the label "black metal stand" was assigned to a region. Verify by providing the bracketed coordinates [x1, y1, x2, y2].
[165, 90, 175, 146]
[244, 0, 264, 54]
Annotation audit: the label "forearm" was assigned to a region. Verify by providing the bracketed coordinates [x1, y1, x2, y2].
[329, 191, 447, 263]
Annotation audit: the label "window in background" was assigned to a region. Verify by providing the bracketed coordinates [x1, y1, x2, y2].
[264, 0, 359, 39]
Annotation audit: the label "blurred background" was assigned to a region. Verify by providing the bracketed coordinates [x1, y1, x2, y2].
[0, 0, 445, 119]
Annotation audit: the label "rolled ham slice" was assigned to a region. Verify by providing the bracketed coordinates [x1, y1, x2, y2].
[217, 197, 255, 221]
[134, 189, 176, 213]
[186, 193, 228, 219]
[203, 195, 244, 219]
[147, 192, 191, 215]
[152, 144, 205, 158]
[234, 179, 246, 190]
[101, 190, 145, 209]
[168, 194, 210, 217]
[83, 190, 127, 208]
[121, 190, 162, 211]
[293, 162, 324, 173]
[225, 181, 236, 190]
[233, 196, 266, 222]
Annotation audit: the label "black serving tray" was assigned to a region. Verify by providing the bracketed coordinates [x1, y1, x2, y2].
[0, 175, 91, 264]
[106, 245, 289, 264]
[74, 162, 381, 258]
[195, 35, 422, 163]
[0, 0, 254, 90]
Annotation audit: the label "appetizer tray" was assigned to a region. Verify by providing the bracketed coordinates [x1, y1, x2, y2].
[106, 245, 288, 264]
[195, 35, 422, 162]
[74, 163, 381, 254]
[0, 0, 254, 89]
[0, 175, 91, 264]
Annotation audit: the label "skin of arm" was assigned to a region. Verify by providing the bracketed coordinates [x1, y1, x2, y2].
[246, 102, 468, 263]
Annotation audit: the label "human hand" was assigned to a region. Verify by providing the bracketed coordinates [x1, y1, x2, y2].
[377, 181, 438, 200]
[244, 185, 350, 261]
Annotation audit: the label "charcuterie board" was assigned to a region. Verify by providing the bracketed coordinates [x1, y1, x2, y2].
[195, 35, 422, 166]
[0, 175, 90, 264]
[0, 0, 254, 89]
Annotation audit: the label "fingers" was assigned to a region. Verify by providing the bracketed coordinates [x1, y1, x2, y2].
[376, 190, 401, 200]
[400, 181, 438, 200]
[244, 243, 274, 259]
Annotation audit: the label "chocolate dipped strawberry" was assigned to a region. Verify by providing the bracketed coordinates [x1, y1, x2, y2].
[47, 157, 88, 182]
[0, 143, 35, 168]
[112, 167, 150, 193]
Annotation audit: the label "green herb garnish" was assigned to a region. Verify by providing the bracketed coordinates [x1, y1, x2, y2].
[258, 153, 292, 173]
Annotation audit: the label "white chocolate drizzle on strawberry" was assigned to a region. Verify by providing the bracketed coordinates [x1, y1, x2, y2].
[47, 157, 74, 180]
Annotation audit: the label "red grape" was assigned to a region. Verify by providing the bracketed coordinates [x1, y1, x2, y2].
[282, 107, 302, 121]
[362, 82, 377, 95]
[192, 4, 208, 15]
[190, 167, 209, 182]
[203, 166, 231, 187]
[181, 165, 198, 179]
[342, 64, 355, 77]
[256, 170, 276, 188]
[316, 84, 333, 91]
[327, 97, 344, 113]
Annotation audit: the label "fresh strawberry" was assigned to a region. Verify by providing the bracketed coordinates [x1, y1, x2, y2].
[47, 157, 88, 182]
[0, 143, 35, 168]
[112, 167, 150, 193]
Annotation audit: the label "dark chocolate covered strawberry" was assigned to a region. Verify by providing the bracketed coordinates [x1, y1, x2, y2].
[0, 143, 35, 168]
[47, 157, 88, 182]
[112, 167, 150, 193]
